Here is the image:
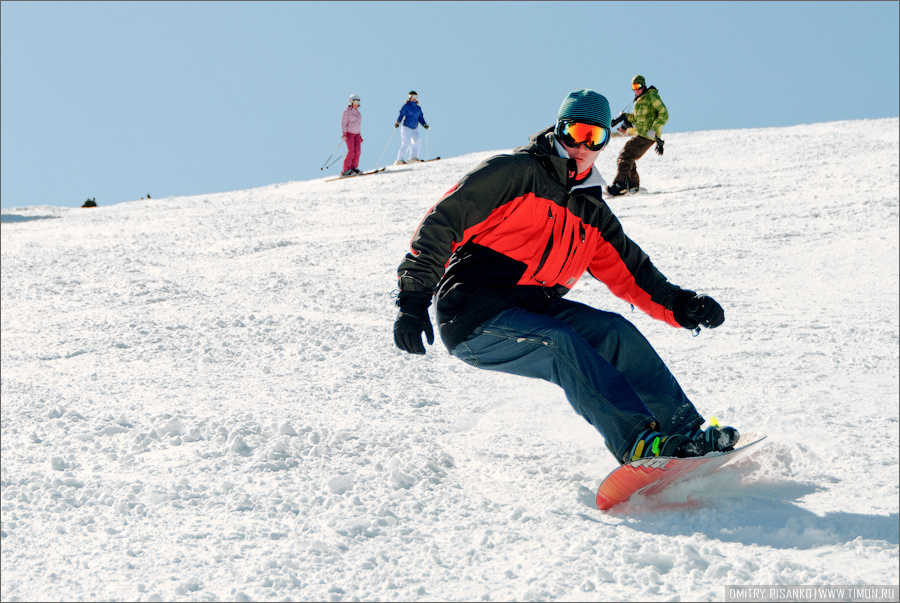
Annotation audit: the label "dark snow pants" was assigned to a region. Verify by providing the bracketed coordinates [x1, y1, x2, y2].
[613, 135, 655, 189]
[449, 298, 704, 463]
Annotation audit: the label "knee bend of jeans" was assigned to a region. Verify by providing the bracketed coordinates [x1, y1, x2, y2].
[451, 340, 479, 367]
[450, 324, 487, 366]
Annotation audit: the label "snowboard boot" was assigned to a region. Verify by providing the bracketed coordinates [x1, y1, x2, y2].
[394, 160, 407, 165]
[606, 182, 628, 197]
[622, 428, 697, 464]
[351, 168, 361, 175]
[341, 170, 353, 177]
[684, 418, 740, 454]
[628, 186, 641, 194]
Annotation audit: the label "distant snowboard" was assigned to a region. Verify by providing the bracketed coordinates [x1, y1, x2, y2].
[606, 187, 649, 198]
[596, 432, 767, 511]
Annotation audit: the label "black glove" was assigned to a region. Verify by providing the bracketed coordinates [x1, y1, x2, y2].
[611, 113, 633, 130]
[672, 290, 725, 330]
[655, 138, 665, 156]
[393, 291, 434, 354]
[423, 124, 429, 130]
[394, 122, 400, 129]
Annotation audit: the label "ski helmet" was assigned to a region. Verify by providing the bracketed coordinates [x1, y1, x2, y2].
[349, 94, 360, 104]
[408, 90, 417, 96]
[631, 75, 646, 88]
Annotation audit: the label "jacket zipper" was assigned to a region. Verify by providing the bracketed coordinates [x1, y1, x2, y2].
[532, 206, 589, 285]
[531, 207, 555, 282]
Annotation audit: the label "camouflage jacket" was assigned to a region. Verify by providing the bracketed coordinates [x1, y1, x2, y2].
[627, 86, 668, 140]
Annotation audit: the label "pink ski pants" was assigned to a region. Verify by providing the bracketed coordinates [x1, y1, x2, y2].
[342, 133, 362, 172]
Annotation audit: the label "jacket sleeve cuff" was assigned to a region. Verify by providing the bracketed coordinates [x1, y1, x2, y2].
[398, 276, 434, 293]
[396, 290, 433, 309]
[671, 289, 698, 329]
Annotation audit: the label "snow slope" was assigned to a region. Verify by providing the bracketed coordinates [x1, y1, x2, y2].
[2, 118, 898, 602]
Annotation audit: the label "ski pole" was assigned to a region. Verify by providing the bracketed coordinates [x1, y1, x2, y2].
[325, 153, 344, 170]
[374, 127, 396, 170]
[320, 140, 344, 170]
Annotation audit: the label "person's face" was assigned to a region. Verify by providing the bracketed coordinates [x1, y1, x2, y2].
[559, 140, 602, 173]
[408, 94, 417, 102]
[632, 83, 644, 96]
[352, 100, 360, 107]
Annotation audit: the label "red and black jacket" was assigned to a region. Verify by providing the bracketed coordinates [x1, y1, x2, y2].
[398, 127, 685, 351]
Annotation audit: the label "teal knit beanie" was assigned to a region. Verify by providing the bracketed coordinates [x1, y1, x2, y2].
[557, 89, 611, 129]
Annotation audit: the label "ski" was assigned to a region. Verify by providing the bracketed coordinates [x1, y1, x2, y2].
[326, 158, 438, 182]
[325, 168, 386, 182]
[397, 157, 441, 166]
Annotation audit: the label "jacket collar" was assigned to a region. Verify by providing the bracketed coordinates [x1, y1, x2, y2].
[519, 127, 608, 192]
[570, 165, 607, 192]
[517, 127, 569, 185]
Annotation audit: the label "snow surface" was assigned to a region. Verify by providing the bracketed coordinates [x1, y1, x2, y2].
[2, 118, 898, 602]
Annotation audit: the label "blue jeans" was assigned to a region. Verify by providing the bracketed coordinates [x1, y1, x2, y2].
[449, 299, 703, 461]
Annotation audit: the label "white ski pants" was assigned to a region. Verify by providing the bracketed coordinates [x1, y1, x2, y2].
[396, 125, 421, 162]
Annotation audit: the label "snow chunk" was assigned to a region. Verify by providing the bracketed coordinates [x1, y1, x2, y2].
[389, 470, 417, 490]
[278, 422, 299, 436]
[327, 474, 353, 495]
[156, 417, 186, 437]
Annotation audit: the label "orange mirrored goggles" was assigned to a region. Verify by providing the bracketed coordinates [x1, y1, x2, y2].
[555, 120, 611, 151]
[632, 83, 643, 90]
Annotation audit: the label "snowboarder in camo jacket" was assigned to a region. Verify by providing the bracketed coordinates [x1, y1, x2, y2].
[392, 88, 739, 466]
[608, 74, 668, 196]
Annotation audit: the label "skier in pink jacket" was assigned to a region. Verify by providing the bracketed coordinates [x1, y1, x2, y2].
[341, 94, 363, 176]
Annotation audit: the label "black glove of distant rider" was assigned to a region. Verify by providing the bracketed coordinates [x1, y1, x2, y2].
[672, 290, 725, 330]
[394, 122, 400, 129]
[611, 112, 632, 132]
[655, 138, 665, 156]
[393, 290, 434, 354]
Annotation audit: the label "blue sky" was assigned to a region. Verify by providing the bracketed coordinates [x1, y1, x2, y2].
[2, 1, 898, 210]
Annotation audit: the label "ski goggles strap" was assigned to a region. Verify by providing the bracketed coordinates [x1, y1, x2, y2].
[555, 120, 611, 151]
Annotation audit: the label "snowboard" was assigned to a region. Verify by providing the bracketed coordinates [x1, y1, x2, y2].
[606, 187, 649, 198]
[625, 187, 649, 195]
[595, 432, 767, 511]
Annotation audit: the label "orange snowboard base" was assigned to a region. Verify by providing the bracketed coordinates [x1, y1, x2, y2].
[596, 432, 767, 511]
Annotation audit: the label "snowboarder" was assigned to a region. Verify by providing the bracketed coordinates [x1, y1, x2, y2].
[394, 91, 429, 165]
[392, 88, 738, 465]
[607, 75, 668, 196]
[341, 94, 363, 177]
